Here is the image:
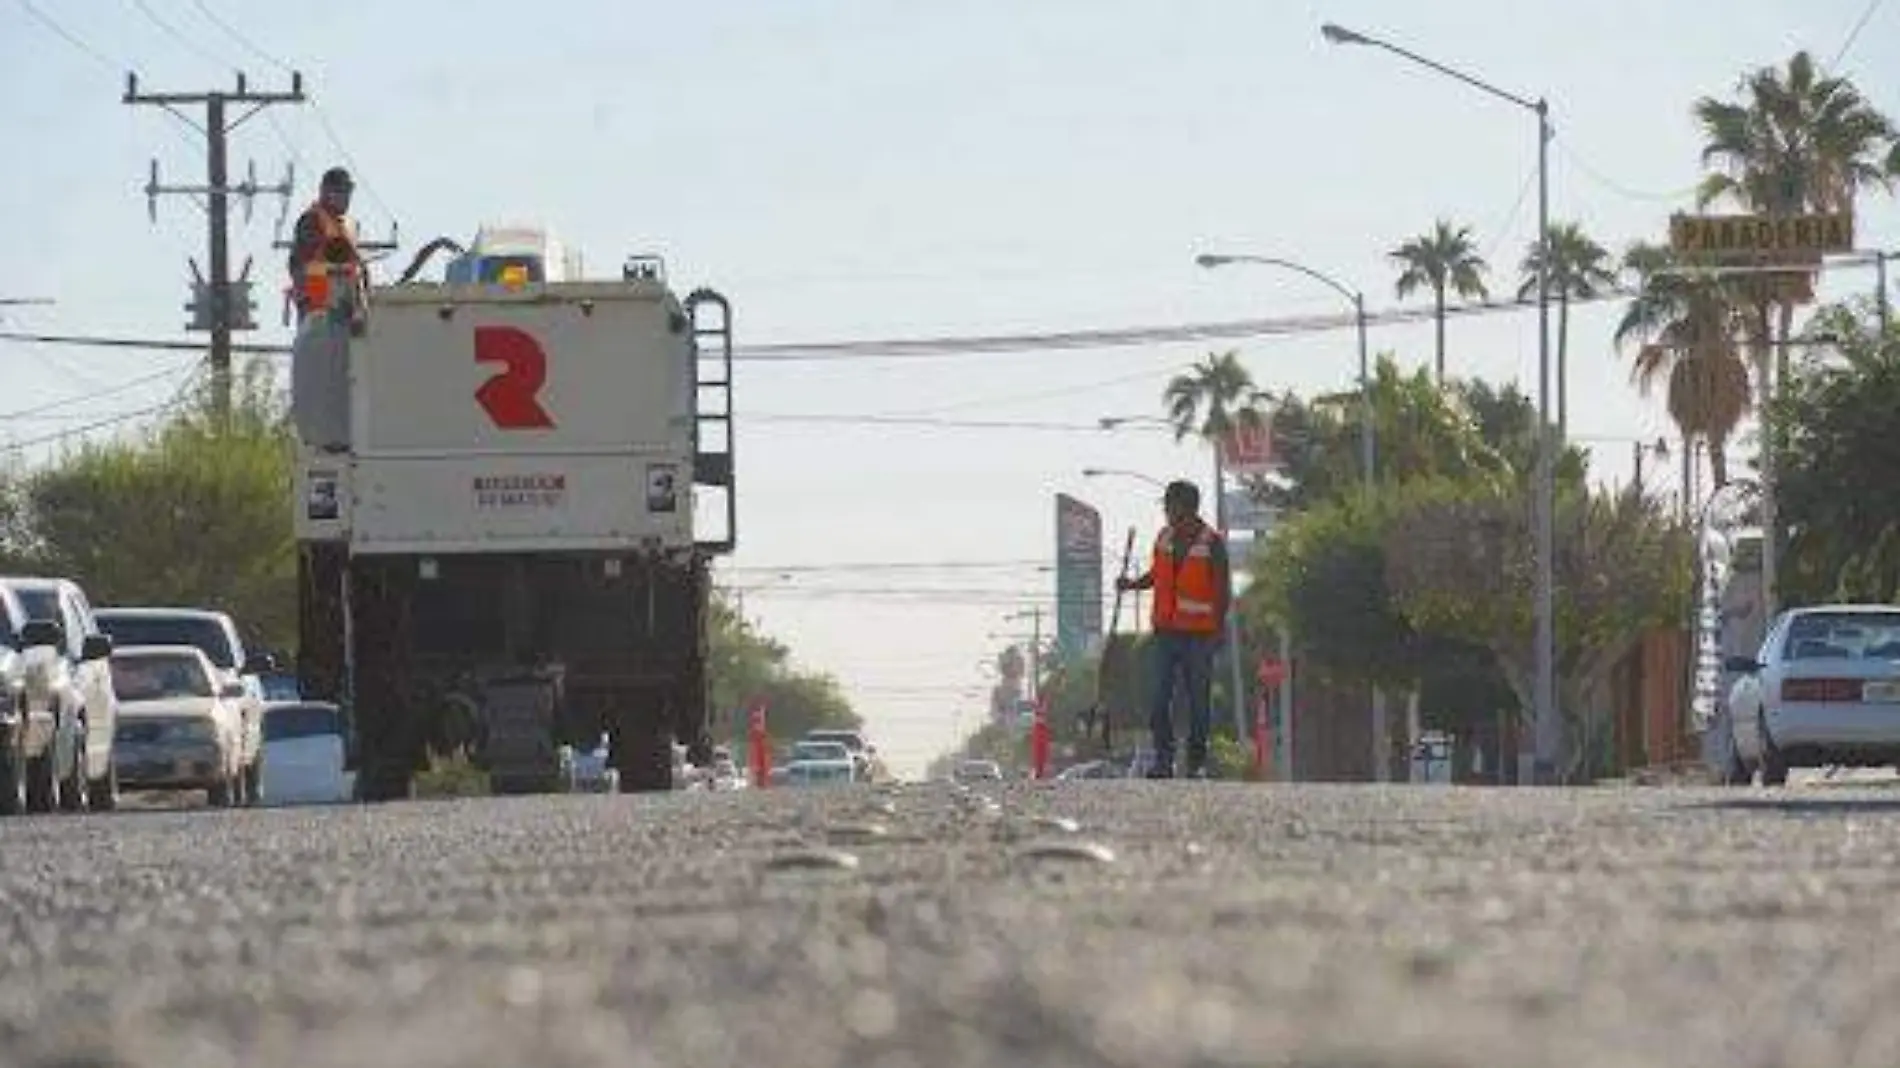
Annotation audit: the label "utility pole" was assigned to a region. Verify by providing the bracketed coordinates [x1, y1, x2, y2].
[123, 72, 305, 422]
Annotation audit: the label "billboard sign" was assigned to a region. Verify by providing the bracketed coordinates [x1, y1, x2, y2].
[1055, 493, 1103, 663]
[1218, 416, 1276, 476]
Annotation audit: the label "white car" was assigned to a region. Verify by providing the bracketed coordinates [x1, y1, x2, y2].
[1723, 604, 1900, 786]
[109, 645, 247, 806]
[94, 607, 273, 804]
[0, 577, 122, 813]
[953, 759, 1003, 784]
[259, 701, 354, 805]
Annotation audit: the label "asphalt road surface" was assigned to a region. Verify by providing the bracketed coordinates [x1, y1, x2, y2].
[5, 780, 1900, 1068]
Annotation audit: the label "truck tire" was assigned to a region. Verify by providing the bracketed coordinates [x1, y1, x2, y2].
[58, 734, 87, 813]
[89, 763, 119, 812]
[616, 709, 672, 793]
[672, 558, 714, 768]
[25, 749, 57, 813]
[352, 561, 418, 802]
[298, 543, 348, 705]
[0, 738, 26, 816]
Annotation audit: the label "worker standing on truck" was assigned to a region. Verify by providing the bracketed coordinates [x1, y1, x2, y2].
[1116, 479, 1232, 779]
[287, 167, 366, 325]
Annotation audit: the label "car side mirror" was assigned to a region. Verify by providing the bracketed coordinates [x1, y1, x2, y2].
[1724, 655, 1763, 674]
[242, 652, 277, 675]
[20, 618, 64, 651]
[219, 680, 245, 699]
[80, 633, 112, 661]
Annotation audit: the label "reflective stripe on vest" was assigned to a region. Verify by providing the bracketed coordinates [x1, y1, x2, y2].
[1150, 524, 1221, 634]
[301, 207, 361, 308]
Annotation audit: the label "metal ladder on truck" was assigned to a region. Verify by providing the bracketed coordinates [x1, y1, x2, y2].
[686, 287, 736, 555]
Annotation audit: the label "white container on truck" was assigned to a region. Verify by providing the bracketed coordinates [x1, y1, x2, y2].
[290, 227, 734, 798]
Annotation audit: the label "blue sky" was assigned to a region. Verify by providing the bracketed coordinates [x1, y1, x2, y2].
[4, 0, 1896, 775]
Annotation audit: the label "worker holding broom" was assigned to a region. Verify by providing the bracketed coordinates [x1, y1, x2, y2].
[1116, 479, 1232, 779]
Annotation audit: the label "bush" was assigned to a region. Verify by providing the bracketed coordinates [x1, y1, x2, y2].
[412, 751, 490, 797]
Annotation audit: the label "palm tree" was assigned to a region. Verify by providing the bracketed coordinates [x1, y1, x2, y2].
[1517, 222, 1618, 436]
[1391, 220, 1490, 384]
[1694, 51, 1899, 385]
[1613, 243, 1752, 487]
[1162, 350, 1268, 444]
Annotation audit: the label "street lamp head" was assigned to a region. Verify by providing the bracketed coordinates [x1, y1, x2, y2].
[1081, 468, 1106, 478]
[1195, 254, 1230, 269]
[1320, 23, 1370, 45]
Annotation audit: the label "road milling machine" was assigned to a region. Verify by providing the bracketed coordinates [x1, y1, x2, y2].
[289, 225, 735, 799]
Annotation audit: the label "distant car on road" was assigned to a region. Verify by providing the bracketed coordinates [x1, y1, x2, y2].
[802, 728, 879, 779]
[953, 759, 1003, 784]
[259, 701, 354, 805]
[1723, 604, 1900, 786]
[783, 740, 857, 787]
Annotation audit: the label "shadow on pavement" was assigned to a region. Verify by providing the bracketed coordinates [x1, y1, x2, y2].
[1683, 796, 1900, 816]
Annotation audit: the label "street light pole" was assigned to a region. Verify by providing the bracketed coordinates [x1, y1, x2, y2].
[1321, 22, 1559, 785]
[1195, 254, 1373, 488]
[1197, 252, 1375, 777]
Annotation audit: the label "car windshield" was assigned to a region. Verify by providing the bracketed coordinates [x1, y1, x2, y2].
[111, 653, 213, 700]
[97, 614, 237, 669]
[794, 742, 850, 762]
[263, 704, 341, 742]
[14, 589, 59, 631]
[1781, 611, 1900, 660]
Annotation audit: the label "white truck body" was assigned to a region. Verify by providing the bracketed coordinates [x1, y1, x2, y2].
[294, 279, 700, 556]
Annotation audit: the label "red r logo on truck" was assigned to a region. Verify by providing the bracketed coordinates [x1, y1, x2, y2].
[474, 326, 556, 429]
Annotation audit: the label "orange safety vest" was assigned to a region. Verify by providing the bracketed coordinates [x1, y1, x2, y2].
[1150, 521, 1223, 634]
[298, 206, 362, 311]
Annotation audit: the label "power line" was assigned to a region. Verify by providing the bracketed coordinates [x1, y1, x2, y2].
[1833, 0, 1888, 67]
[0, 359, 198, 422]
[747, 413, 1160, 433]
[1553, 137, 1700, 204]
[14, 0, 117, 68]
[187, 0, 283, 69]
[184, 0, 398, 228]
[127, 0, 227, 67]
[4, 365, 205, 451]
[887, 363, 1181, 417]
[722, 559, 1048, 573]
[0, 285, 1637, 365]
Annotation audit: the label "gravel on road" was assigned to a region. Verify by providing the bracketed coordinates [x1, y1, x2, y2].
[4, 781, 1900, 1068]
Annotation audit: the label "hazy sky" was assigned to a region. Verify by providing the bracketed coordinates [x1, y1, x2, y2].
[4, 0, 1895, 776]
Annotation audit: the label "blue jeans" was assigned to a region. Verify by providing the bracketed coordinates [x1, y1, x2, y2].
[1148, 629, 1217, 769]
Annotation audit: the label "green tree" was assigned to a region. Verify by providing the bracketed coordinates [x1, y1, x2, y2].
[1693, 50, 1898, 407]
[1163, 349, 1269, 445]
[1772, 300, 1900, 603]
[1516, 221, 1617, 434]
[1391, 219, 1490, 384]
[707, 597, 861, 743]
[1378, 477, 1690, 779]
[16, 360, 299, 652]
